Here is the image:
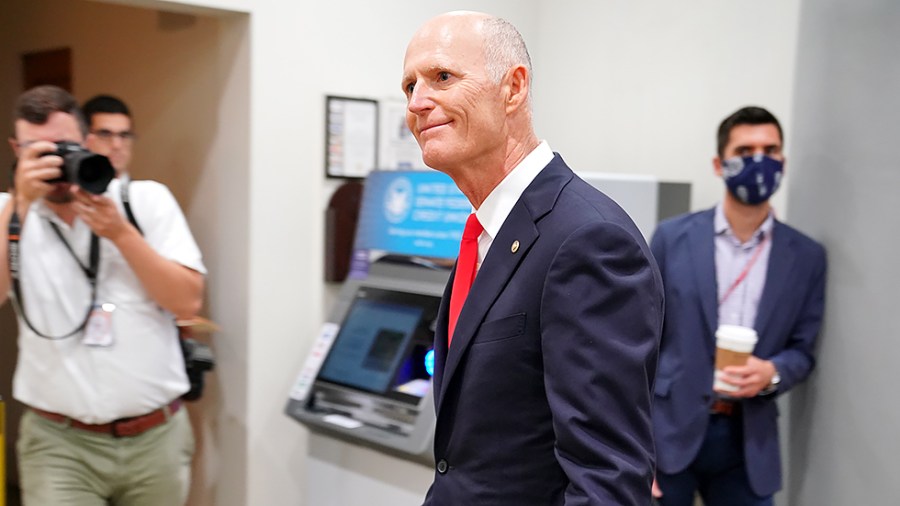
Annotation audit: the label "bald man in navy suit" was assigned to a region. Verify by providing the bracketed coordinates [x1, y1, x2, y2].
[402, 11, 664, 505]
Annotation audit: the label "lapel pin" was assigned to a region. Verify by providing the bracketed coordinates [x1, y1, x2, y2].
[511, 240, 520, 253]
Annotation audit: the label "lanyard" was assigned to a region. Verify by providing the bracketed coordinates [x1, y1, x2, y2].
[718, 234, 767, 306]
[7, 207, 100, 340]
[7, 178, 140, 339]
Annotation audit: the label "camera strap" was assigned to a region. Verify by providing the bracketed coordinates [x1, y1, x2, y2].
[118, 176, 215, 401]
[7, 207, 100, 340]
[120, 174, 143, 235]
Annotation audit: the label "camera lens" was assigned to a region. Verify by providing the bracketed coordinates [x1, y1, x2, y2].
[74, 153, 115, 194]
[48, 142, 115, 194]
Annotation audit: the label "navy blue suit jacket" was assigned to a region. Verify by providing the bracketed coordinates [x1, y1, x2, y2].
[424, 156, 664, 506]
[650, 208, 826, 496]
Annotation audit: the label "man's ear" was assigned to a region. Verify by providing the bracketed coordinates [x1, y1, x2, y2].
[505, 65, 529, 113]
[712, 156, 723, 177]
[8, 137, 19, 157]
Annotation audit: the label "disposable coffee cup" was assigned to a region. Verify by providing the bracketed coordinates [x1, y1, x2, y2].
[714, 324, 758, 392]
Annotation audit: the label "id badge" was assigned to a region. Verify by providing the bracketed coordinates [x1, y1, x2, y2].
[83, 303, 116, 347]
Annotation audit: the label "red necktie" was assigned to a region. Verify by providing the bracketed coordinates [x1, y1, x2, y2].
[448, 213, 483, 346]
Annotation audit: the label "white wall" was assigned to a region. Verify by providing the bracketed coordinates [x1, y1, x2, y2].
[1, 1, 808, 505]
[239, 1, 800, 503]
[232, 3, 540, 504]
[148, 1, 539, 505]
[533, 0, 802, 214]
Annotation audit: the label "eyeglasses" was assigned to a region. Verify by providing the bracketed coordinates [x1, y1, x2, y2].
[90, 129, 136, 143]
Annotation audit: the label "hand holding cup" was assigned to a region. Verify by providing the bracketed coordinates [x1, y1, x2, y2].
[713, 324, 758, 394]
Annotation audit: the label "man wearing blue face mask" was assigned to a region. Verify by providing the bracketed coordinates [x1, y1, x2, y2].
[649, 106, 827, 505]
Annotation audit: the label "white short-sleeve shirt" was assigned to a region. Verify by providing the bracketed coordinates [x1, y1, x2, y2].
[4, 179, 206, 423]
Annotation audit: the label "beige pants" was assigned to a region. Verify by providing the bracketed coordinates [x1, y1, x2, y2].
[17, 407, 194, 506]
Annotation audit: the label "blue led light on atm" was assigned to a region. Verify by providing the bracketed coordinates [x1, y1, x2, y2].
[425, 349, 435, 377]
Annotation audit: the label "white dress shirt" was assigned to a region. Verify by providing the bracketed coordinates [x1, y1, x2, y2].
[473, 141, 554, 265]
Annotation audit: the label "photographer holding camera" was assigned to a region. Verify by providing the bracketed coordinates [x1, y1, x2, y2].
[0, 85, 206, 505]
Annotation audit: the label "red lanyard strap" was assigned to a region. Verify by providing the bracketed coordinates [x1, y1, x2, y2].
[719, 235, 767, 306]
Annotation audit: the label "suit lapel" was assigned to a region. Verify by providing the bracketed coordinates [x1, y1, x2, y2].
[437, 157, 571, 414]
[432, 271, 454, 407]
[754, 222, 795, 336]
[438, 206, 538, 399]
[689, 210, 718, 348]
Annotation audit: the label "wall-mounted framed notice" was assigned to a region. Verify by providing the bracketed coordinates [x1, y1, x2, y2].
[325, 95, 378, 179]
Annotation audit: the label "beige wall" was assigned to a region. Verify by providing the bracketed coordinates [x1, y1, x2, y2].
[1, 0, 228, 204]
[0, 1, 249, 505]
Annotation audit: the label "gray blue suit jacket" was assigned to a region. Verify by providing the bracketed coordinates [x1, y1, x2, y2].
[424, 155, 664, 505]
[650, 208, 827, 496]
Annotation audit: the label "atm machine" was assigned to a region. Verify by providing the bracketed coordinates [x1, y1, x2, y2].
[285, 169, 689, 468]
[284, 259, 447, 465]
[285, 170, 464, 466]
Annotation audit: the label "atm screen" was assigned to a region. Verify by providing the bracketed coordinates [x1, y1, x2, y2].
[317, 286, 440, 403]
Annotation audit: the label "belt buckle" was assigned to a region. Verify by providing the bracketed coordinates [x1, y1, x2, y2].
[710, 399, 737, 416]
[110, 417, 140, 438]
[110, 403, 173, 437]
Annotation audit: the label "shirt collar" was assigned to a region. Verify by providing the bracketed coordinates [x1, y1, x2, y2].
[714, 201, 775, 243]
[476, 140, 553, 240]
[33, 199, 63, 224]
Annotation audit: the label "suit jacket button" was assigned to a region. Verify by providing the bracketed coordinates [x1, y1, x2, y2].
[437, 459, 448, 474]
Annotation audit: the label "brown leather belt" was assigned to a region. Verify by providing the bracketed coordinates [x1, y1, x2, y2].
[710, 399, 739, 416]
[31, 399, 182, 438]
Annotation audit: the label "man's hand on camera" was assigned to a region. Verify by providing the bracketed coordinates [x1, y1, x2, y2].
[14, 140, 63, 206]
[71, 187, 133, 241]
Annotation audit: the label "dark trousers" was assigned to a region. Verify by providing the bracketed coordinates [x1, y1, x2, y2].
[656, 414, 773, 506]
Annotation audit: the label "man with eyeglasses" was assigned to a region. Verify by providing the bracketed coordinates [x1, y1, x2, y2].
[83, 94, 136, 175]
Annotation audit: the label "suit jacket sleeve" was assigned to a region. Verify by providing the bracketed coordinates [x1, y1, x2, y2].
[649, 225, 667, 282]
[541, 220, 662, 505]
[769, 244, 827, 393]
[649, 224, 670, 331]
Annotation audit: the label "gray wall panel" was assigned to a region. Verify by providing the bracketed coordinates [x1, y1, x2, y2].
[786, 0, 900, 504]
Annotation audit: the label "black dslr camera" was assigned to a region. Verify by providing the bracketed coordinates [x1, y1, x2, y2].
[181, 337, 216, 401]
[43, 141, 116, 195]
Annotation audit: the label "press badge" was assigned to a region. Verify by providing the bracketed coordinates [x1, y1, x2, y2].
[83, 303, 116, 347]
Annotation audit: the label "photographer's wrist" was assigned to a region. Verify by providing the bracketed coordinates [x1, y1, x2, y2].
[15, 196, 34, 222]
[14, 173, 47, 208]
[107, 219, 139, 244]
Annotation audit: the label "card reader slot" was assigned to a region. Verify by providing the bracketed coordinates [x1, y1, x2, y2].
[313, 391, 363, 410]
[372, 406, 416, 425]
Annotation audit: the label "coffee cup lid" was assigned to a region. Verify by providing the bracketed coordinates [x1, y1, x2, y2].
[716, 324, 758, 342]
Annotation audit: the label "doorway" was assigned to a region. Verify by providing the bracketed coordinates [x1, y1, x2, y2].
[0, 1, 250, 505]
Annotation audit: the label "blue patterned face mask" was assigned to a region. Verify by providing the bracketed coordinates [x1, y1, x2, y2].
[721, 154, 784, 205]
